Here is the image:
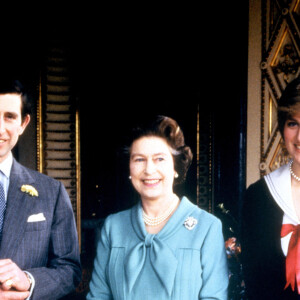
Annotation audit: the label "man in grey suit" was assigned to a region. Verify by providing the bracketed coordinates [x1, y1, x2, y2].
[0, 79, 81, 299]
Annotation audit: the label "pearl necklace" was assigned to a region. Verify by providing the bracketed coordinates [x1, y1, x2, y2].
[142, 195, 179, 226]
[289, 159, 300, 182]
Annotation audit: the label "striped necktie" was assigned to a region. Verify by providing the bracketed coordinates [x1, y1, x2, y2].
[0, 182, 6, 237]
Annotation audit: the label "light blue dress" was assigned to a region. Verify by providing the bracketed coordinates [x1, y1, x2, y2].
[87, 197, 228, 299]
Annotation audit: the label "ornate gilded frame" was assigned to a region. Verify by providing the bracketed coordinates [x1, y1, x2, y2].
[260, 0, 300, 175]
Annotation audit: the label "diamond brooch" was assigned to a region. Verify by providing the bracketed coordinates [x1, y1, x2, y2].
[184, 216, 198, 230]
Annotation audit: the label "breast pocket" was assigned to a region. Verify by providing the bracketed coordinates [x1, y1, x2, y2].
[25, 220, 47, 232]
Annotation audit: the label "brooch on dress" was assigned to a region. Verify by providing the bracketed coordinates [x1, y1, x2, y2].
[184, 216, 198, 230]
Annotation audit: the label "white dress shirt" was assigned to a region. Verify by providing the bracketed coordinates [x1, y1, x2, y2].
[0, 152, 13, 200]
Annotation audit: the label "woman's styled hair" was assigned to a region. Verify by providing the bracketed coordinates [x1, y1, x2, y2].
[278, 75, 300, 137]
[126, 115, 193, 185]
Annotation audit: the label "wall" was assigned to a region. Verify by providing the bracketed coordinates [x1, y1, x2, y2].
[247, 0, 262, 186]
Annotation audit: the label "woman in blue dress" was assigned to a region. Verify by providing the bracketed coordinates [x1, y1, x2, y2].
[87, 115, 228, 299]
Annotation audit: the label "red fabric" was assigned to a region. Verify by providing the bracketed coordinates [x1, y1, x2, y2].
[281, 224, 300, 293]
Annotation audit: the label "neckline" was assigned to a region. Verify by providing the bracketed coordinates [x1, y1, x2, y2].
[131, 196, 199, 240]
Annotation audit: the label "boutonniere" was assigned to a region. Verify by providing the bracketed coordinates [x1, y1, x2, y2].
[21, 185, 39, 197]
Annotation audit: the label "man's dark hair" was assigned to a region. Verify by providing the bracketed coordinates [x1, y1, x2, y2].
[0, 79, 32, 121]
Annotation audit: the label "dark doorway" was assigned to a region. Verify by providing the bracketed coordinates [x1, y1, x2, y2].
[79, 90, 200, 221]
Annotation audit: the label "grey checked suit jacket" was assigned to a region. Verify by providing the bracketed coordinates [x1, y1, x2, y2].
[0, 159, 81, 299]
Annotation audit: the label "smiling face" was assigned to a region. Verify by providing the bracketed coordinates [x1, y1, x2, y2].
[284, 112, 300, 171]
[129, 136, 176, 202]
[0, 94, 30, 163]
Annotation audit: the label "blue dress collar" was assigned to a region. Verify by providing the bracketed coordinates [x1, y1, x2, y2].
[125, 196, 199, 296]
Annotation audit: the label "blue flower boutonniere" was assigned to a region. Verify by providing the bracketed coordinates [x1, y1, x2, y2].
[21, 185, 39, 197]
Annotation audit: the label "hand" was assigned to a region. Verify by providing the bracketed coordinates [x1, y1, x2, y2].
[0, 288, 30, 300]
[0, 259, 31, 299]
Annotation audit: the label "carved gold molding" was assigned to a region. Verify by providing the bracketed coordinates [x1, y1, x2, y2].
[260, 0, 300, 176]
[197, 104, 213, 213]
[75, 109, 81, 250]
[37, 78, 43, 174]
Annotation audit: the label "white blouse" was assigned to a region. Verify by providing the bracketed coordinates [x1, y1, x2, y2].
[264, 161, 298, 256]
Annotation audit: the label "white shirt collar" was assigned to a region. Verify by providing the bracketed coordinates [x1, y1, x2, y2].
[264, 161, 298, 224]
[0, 152, 13, 179]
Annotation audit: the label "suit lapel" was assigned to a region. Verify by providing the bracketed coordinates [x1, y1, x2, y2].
[0, 160, 34, 259]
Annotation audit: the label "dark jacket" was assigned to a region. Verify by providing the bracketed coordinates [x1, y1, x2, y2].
[0, 159, 81, 299]
[242, 177, 300, 299]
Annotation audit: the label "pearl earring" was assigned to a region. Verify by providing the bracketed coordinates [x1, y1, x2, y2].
[174, 172, 179, 178]
[129, 176, 132, 179]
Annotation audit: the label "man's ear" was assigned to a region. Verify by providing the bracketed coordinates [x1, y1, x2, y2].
[19, 114, 31, 135]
